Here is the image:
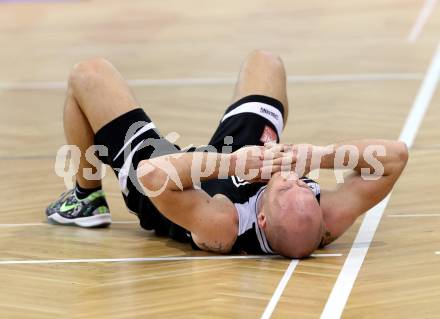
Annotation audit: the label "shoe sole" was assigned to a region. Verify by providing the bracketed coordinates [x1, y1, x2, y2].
[48, 212, 112, 228]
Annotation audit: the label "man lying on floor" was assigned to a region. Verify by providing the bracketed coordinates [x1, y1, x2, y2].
[46, 51, 408, 258]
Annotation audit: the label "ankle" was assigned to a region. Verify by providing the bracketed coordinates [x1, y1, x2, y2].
[75, 182, 102, 200]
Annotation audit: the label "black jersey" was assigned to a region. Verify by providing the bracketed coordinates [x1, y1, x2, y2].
[94, 95, 321, 254]
[201, 176, 321, 255]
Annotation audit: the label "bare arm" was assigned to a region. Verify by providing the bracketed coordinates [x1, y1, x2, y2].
[137, 152, 237, 253]
[318, 139, 409, 246]
[281, 139, 409, 246]
[137, 147, 287, 253]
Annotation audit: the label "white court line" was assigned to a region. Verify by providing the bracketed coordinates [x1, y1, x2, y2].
[0, 221, 138, 227]
[0, 223, 49, 227]
[0, 73, 422, 90]
[261, 260, 299, 319]
[311, 254, 343, 257]
[400, 45, 440, 146]
[0, 254, 342, 265]
[407, 0, 438, 43]
[287, 73, 422, 82]
[320, 43, 440, 319]
[388, 213, 440, 218]
[435, 252, 440, 255]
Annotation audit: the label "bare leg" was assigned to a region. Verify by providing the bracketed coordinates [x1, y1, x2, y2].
[69, 58, 138, 132]
[65, 58, 139, 187]
[63, 88, 101, 189]
[48, 58, 145, 227]
[233, 50, 289, 123]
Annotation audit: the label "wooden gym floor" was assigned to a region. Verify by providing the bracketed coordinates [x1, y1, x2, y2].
[0, 1, 439, 318]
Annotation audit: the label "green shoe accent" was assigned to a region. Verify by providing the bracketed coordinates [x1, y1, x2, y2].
[46, 189, 111, 228]
[59, 201, 79, 213]
[97, 206, 108, 215]
[86, 190, 105, 201]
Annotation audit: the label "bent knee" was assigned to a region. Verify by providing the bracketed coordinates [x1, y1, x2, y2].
[246, 49, 284, 68]
[69, 57, 114, 91]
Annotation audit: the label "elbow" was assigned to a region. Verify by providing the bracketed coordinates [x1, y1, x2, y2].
[387, 141, 409, 176]
[137, 160, 162, 191]
[395, 141, 409, 167]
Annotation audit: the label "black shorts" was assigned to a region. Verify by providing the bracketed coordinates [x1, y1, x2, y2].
[94, 95, 285, 241]
[207, 94, 284, 151]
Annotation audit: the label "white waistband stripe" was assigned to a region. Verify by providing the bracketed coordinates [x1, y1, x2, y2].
[221, 102, 284, 136]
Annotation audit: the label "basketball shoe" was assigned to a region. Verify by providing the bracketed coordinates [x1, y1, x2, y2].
[46, 189, 112, 227]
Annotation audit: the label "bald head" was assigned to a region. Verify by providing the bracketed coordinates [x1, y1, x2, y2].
[259, 173, 324, 258]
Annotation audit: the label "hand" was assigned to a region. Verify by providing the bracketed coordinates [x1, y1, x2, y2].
[232, 145, 295, 182]
[264, 142, 314, 177]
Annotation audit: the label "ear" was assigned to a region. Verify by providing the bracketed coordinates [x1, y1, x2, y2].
[257, 211, 267, 229]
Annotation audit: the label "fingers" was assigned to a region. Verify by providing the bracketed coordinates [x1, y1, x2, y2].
[260, 151, 283, 162]
[260, 159, 295, 178]
[263, 143, 298, 156]
[264, 142, 289, 153]
[260, 164, 278, 180]
[261, 147, 295, 159]
[258, 143, 313, 180]
[264, 141, 277, 149]
[271, 154, 296, 165]
[260, 164, 301, 181]
[249, 144, 303, 180]
[239, 145, 300, 182]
